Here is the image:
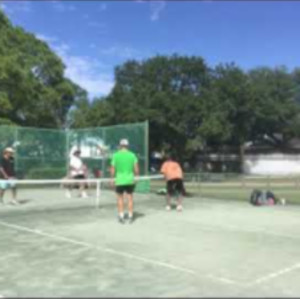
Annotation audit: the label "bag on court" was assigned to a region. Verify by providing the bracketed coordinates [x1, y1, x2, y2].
[250, 189, 263, 206]
[249, 189, 278, 206]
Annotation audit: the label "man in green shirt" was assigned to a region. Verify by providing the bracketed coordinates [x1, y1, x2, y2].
[110, 139, 139, 224]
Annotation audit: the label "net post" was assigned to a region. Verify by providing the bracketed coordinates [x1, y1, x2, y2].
[96, 179, 101, 209]
[267, 175, 270, 188]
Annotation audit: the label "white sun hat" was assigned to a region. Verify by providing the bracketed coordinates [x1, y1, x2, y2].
[4, 147, 14, 153]
[119, 139, 129, 146]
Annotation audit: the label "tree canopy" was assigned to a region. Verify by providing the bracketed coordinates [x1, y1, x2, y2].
[71, 56, 300, 165]
[0, 10, 84, 128]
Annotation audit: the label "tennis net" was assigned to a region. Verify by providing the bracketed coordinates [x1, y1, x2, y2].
[0, 175, 165, 214]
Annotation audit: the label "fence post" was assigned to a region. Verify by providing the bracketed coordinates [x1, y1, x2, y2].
[199, 173, 202, 199]
[295, 176, 299, 188]
[241, 174, 245, 188]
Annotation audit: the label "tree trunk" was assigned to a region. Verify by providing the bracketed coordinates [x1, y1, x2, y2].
[239, 143, 245, 173]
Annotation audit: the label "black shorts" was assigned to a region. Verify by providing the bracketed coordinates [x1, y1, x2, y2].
[72, 174, 85, 179]
[167, 179, 184, 195]
[116, 184, 135, 195]
[69, 174, 87, 189]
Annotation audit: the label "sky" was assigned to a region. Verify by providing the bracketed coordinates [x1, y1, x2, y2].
[1, 0, 300, 99]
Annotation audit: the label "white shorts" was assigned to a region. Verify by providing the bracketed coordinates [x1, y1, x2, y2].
[0, 180, 17, 190]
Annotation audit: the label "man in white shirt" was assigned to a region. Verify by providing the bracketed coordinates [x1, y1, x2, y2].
[66, 149, 88, 198]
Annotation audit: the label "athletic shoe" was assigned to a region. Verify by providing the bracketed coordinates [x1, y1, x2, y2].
[118, 216, 125, 224]
[81, 191, 88, 198]
[280, 198, 286, 205]
[176, 205, 183, 212]
[10, 199, 19, 205]
[65, 190, 72, 198]
[165, 205, 171, 211]
[128, 217, 134, 224]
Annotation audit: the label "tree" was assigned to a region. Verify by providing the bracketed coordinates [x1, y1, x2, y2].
[197, 63, 254, 171]
[248, 67, 300, 148]
[70, 94, 115, 128]
[69, 53, 300, 172]
[0, 10, 83, 128]
[106, 55, 212, 162]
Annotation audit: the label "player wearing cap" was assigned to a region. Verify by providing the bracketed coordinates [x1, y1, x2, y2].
[110, 139, 139, 224]
[0, 147, 18, 205]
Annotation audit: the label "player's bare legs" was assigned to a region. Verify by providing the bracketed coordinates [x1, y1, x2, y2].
[166, 193, 172, 211]
[0, 189, 5, 204]
[117, 193, 125, 223]
[176, 194, 183, 211]
[127, 193, 134, 220]
[11, 186, 18, 204]
[79, 182, 88, 198]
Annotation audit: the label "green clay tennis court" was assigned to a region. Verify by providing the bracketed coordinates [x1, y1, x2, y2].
[1, 183, 300, 298]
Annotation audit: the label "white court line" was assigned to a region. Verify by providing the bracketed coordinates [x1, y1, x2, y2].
[205, 223, 300, 241]
[206, 274, 238, 285]
[247, 262, 300, 287]
[0, 220, 239, 286]
[179, 209, 300, 287]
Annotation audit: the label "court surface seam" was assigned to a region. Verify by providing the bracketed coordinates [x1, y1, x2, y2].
[177, 218, 300, 241]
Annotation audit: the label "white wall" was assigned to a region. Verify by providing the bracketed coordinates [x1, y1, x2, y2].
[244, 154, 300, 175]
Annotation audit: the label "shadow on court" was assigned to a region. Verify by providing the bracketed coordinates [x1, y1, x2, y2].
[17, 199, 31, 205]
[132, 211, 145, 221]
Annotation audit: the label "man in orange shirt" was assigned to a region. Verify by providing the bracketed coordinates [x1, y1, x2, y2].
[160, 154, 184, 212]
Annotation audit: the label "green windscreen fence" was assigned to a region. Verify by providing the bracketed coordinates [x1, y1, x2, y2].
[0, 122, 149, 190]
[68, 122, 149, 179]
